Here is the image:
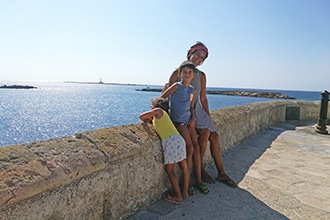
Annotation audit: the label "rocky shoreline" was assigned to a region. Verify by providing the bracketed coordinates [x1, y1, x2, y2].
[207, 90, 295, 99]
[0, 85, 38, 89]
[136, 88, 295, 99]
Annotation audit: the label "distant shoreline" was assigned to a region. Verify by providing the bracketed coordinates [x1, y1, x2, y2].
[64, 81, 147, 86]
[65, 81, 296, 99]
[136, 87, 295, 99]
[0, 85, 38, 89]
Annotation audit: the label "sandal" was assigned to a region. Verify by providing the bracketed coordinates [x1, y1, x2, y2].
[162, 192, 181, 204]
[202, 174, 215, 184]
[216, 177, 238, 188]
[188, 187, 195, 196]
[195, 184, 209, 194]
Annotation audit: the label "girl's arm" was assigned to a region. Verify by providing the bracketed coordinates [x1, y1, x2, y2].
[168, 69, 180, 86]
[161, 83, 178, 99]
[139, 108, 163, 123]
[188, 89, 196, 130]
[199, 71, 210, 115]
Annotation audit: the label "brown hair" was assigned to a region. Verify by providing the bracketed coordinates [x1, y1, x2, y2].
[151, 97, 169, 113]
[178, 61, 196, 73]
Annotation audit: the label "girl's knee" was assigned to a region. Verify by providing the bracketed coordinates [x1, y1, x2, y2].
[198, 129, 210, 142]
[200, 136, 209, 144]
[193, 145, 201, 154]
[179, 160, 189, 171]
[186, 146, 194, 157]
[209, 132, 220, 143]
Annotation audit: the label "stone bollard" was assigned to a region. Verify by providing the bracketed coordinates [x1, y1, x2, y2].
[316, 90, 329, 134]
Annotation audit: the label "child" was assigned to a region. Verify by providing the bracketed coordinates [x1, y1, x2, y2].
[161, 61, 209, 195]
[139, 97, 190, 204]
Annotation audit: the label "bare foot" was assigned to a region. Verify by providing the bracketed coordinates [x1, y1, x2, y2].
[162, 192, 182, 204]
[201, 170, 215, 183]
[216, 172, 238, 187]
[182, 191, 189, 198]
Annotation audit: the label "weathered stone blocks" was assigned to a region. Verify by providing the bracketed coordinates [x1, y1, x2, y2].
[0, 100, 326, 219]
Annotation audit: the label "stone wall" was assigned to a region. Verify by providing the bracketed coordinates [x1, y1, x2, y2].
[0, 100, 326, 220]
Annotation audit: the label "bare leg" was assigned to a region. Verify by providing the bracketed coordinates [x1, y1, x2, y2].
[178, 159, 190, 198]
[208, 131, 225, 174]
[183, 127, 209, 194]
[165, 164, 182, 201]
[176, 125, 194, 188]
[189, 128, 203, 186]
[196, 128, 211, 179]
[209, 131, 238, 187]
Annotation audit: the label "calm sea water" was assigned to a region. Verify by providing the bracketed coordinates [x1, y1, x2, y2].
[0, 81, 322, 147]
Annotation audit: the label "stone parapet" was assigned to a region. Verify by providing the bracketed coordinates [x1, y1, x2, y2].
[210, 100, 320, 152]
[0, 100, 326, 219]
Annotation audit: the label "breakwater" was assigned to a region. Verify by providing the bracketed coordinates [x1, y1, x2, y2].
[0, 84, 38, 89]
[136, 88, 295, 99]
[0, 100, 325, 219]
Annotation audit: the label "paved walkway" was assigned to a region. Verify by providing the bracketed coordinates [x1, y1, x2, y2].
[129, 121, 330, 220]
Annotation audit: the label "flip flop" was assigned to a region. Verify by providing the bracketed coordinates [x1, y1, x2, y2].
[162, 192, 181, 204]
[216, 177, 238, 188]
[202, 174, 215, 184]
[195, 184, 209, 194]
[188, 187, 195, 196]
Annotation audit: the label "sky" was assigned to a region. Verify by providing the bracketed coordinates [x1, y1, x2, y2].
[0, 0, 329, 91]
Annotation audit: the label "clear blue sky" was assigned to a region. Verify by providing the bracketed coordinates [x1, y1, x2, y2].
[1, 0, 329, 91]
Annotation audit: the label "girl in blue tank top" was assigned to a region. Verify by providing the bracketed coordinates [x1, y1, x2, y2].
[161, 61, 209, 195]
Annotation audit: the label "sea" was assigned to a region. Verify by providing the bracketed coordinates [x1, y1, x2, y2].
[0, 80, 323, 147]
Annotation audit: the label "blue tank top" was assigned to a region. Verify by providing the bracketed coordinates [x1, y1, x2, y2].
[169, 82, 194, 124]
[178, 69, 201, 106]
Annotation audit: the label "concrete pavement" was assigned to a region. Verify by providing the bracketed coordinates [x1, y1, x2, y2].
[128, 121, 330, 220]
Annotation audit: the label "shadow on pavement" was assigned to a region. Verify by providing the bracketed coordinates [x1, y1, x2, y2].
[129, 122, 314, 219]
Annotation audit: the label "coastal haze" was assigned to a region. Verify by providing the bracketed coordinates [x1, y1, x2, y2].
[0, 1, 329, 91]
